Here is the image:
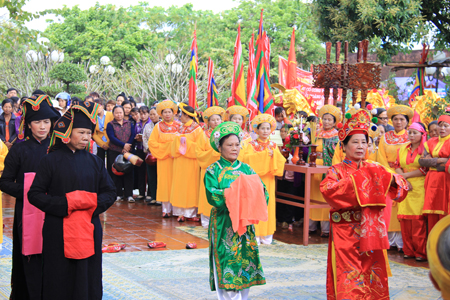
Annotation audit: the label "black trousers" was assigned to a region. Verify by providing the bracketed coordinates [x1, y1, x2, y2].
[108, 150, 133, 198]
[135, 149, 147, 196]
[146, 162, 157, 199]
[276, 179, 304, 224]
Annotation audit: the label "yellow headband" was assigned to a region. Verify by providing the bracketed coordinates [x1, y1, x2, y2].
[179, 103, 197, 118]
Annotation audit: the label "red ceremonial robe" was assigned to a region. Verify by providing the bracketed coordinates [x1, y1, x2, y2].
[320, 159, 408, 300]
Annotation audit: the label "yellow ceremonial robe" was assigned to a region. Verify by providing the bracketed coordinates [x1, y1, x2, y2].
[377, 129, 409, 231]
[195, 129, 220, 217]
[170, 120, 203, 208]
[0, 141, 8, 243]
[242, 139, 285, 236]
[148, 121, 180, 203]
[310, 129, 339, 221]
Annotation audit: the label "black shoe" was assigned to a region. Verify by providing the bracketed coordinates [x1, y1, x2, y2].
[403, 254, 414, 259]
[415, 257, 427, 262]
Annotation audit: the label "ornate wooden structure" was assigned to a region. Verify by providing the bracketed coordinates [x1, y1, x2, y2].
[312, 39, 382, 113]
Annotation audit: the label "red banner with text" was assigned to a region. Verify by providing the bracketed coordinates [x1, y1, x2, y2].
[278, 56, 342, 115]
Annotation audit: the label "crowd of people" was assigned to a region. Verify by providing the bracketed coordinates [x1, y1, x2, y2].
[1, 86, 450, 300]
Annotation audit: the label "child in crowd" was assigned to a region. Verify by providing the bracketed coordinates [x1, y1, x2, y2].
[275, 106, 292, 130]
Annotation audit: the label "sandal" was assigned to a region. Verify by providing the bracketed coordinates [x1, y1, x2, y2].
[177, 216, 185, 222]
[186, 217, 200, 222]
[102, 244, 121, 253]
[148, 241, 166, 249]
[320, 232, 329, 238]
[108, 242, 126, 250]
[186, 242, 197, 249]
[162, 213, 171, 218]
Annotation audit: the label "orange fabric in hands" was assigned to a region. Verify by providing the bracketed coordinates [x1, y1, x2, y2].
[224, 174, 268, 236]
[64, 190, 97, 259]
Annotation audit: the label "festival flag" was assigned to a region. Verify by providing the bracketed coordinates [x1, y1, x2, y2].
[206, 58, 219, 107]
[286, 28, 298, 89]
[409, 44, 429, 122]
[246, 32, 258, 119]
[188, 30, 199, 108]
[253, 9, 274, 115]
[230, 24, 246, 107]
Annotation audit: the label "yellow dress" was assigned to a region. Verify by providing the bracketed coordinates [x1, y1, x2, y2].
[242, 139, 286, 236]
[377, 129, 409, 231]
[395, 144, 426, 219]
[0, 140, 8, 244]
[195, 129, 220, 217]
[310, 128, 339, 221]
[237, 131, 252, 161]
[170, 120, 203, 208]
[148, 120, 180, 202]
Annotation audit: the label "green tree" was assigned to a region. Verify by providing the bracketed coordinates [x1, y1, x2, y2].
[44, 3, 156, 67]
[313, 0, 450, 63]
[0, 0, 43, 48]
[49, 62, 87, 92]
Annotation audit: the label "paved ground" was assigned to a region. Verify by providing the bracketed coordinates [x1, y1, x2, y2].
[2, 193, 428, 268]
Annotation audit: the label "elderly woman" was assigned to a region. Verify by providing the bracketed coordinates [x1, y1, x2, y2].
[242, 114, 286, 244]
[205, 122, 268, 300]
[195, 106, 225, 228]
[320, 109, 408, 300]
[377, 105, 414, 251]
[419, 112, 450, 234]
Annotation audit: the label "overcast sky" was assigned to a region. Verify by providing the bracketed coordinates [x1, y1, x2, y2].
[22, 0, 239, 32]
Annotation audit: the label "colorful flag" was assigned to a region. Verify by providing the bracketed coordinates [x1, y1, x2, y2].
[246, 32, 258, 119]
[409, 44, 429, 122]
[230, 24, 246, 107]
[253, 9, 274, 115]
[188, 30, 198, 108]
[286, 28, 298, 89]
[206, 58, 219, 107]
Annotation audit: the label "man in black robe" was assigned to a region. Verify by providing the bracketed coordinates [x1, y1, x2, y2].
[0, 95, 60, 300]
[28, 100, 116, 299]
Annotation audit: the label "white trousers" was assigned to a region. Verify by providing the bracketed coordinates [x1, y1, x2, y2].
[388, 231, 403, 248]
[309, 220, 330, 233]
[172, 206, 198, 218]
[162, 202, 172, 214]
[201, 214, 210, 229]
[256, 235, 273, 245]
[213, 253, 250, 300]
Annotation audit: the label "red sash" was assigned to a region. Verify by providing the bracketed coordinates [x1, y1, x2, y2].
[22, 172, 44, 256]
[350, 165, 392, 252]
[63, 191, 97, 259]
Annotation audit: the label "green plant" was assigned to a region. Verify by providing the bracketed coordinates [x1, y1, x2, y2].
[49, 63, 87, 92]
